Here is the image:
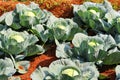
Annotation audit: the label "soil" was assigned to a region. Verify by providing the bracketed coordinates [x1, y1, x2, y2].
[0, 0, 83, 18]
[98, 65, 116, 80]
[0, 1, 30, 16]
[100, 69, 116, 80]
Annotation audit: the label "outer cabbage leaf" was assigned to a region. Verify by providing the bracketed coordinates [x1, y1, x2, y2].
[15, 3, 30, 13]
[79, 62, 99, 80]
[25, 44, 45, 56]
[0, 24, 7, 31]
[15, 61, 30, 74]
[55, 38, 71, 58]
[103, 52, 120, 65]
[28, 2, 39, 9]
[0, 57, 16, 77]
[115, 65, 120, 80]
[103, 0, 113, 11]
[115, 34, 120, 47]
[0, 75, 9, 80]
[0, 12, 8, 23]
[111, 16, 120, 34]
[31, 24, 49, 43]
[8, 76, 21, 80]
[0, 11, 22, 30]
[105, 10, 120, 24]
[72, 33, 88, 47]
[5, 11, 14, 26]
[97, 33, 116, 53]
[31, 66, 45, 80]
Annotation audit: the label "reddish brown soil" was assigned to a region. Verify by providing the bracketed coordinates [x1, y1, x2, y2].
[109, 0, 120, 10]
[0, 0, 83, 18]
[100, 69, 116, 80]
[0, 1, 30, 16]
[39, 0, 83, 18]
[98, 65, 116, 80]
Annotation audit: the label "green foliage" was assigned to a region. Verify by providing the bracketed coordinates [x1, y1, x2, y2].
[73, 0, 120, 34]
[1, 1, 120, 79]
[0, 58, 16, 77]
[0, 2, 51, 30]
[31, 59, 99, 80]
[56, 33, 120, 65]
[46, 15, 83, 42]
[0, 29, 40, 55]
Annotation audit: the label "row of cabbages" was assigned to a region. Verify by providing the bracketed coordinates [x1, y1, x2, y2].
[0, 0, 120, 80]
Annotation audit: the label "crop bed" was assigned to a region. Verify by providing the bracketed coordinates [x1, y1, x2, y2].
[0, 0, 120, 80]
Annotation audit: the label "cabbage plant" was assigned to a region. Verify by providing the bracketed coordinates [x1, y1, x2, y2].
[0, 2, 51, 30]
[0, 28, 44, 58]
[0, 57, 16, 79]
[31, 59, 99, 80]
[56, 33, 120, 65]
[30, 15, 83, 43]
[73, 0, 114, 32]
[0, 57, 31, 80]
[45, 15, 83, 42]
[112, 16, 120, 34]
[15, 61, 30, 74]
